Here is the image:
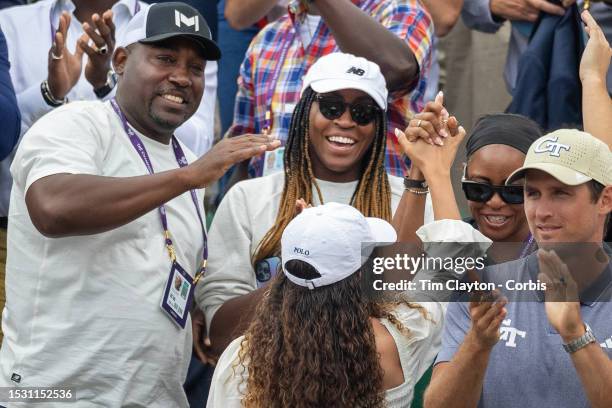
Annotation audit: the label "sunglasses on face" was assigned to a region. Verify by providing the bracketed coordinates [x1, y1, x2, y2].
[462, 180, 524, 204]
[315, 94, 380, 126]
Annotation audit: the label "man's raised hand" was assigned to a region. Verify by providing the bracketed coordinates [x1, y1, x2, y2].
[47, 11, 85, 100]
[79, 10, 116, 90]
[186, 135, 281, 189]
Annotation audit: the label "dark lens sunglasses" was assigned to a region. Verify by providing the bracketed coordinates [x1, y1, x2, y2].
[462, 180, 524, 204]
[315, 94, 380, 126]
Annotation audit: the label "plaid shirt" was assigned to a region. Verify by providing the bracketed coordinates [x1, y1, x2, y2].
[229, 0, 433, 177]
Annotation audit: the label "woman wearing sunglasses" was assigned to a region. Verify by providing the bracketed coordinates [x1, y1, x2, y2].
[195, 53, 434, 358]
[462, 114, 541, 249]
[402, 110, 541, 252]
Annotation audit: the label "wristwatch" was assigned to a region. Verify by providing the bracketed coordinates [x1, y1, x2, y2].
[404, 177, 428, 190]
[562, 323, 597, 353]
[94, 70, 118, 99]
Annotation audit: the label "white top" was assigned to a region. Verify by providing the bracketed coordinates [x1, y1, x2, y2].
[195, 171, 434, 330]
[1, 100, 206, 407]
[207, 301, 444, 408]
[0, 0, 218, 216]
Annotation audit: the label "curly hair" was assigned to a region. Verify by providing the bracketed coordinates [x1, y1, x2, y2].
[252, 87, 391, 266]
[237, 260, 426, 407]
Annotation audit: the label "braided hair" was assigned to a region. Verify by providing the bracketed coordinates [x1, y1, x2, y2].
[253, 87, 391, 265]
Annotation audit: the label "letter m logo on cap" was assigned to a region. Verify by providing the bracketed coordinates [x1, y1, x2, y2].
[175, 10, 199, 31]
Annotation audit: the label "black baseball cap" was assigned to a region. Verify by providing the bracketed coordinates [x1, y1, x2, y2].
[119, 2, 221, 61]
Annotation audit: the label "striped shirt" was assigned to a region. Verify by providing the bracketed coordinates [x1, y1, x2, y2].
[228, 0, 433, 177]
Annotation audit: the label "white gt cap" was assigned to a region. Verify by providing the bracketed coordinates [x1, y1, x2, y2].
[281, 202, 396, 289]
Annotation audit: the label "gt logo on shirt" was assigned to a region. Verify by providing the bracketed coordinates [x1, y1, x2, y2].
[499, 319, 526, 347]
[533, 136, 570, 157]
[346, 67, 365, 76]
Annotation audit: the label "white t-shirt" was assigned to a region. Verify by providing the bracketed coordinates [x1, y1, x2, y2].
[195, 171, 434, 329]
[0, 0, 218, 217]
[1, 101, 206, 407]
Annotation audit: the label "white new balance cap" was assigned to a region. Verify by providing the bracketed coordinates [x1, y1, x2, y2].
[281, 202, 396, 289]
[301, 53, 388, 110]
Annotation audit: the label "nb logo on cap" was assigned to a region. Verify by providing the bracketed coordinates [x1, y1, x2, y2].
[175, 10, 200, 32]
[534, 136, 570, 157]
[294, 247, 310, 256]
[346, 67, 365, 76]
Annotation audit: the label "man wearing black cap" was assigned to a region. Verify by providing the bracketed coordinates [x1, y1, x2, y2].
[0, 3, 278, 406]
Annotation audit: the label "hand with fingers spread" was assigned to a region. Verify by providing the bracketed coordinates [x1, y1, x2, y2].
[537, 249, 583, 341]
[467, 292, 508, 350]
[398, 91, 450, 146]
[47, 11, 85, 101]
[192, 307, 217, 366]
[579, 10, 612, 84]
[187, 134, 281, 189]
[79, 10, 116, 90]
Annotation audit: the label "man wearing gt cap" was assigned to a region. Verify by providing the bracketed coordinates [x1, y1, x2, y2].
[0, 2, 278, 407]
[426, 129, 612, 408]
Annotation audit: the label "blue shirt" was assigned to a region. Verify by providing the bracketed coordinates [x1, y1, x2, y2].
[437, 253, 612, 408]
[0, 27, 20, 160]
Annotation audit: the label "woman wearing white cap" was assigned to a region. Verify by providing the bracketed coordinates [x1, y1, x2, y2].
[205, 124, 493, 406]
[195, 52, 437, 358]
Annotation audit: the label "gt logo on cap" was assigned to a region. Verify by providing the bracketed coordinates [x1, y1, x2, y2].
[346, 67, 365, 76]
[294, 247, 310, 256]
[175, 10, 199, 31]
[534, 136, 570, 157]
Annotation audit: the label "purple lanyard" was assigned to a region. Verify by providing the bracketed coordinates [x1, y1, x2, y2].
[110, 99, 208, 281]
[519, 233, 535, 259]
[263, 29, 295, 133]
[50, 1, 141, 42]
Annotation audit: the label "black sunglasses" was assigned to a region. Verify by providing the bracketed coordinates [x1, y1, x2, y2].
[462, 180, 524, 204]
[315, 94, 380, 126]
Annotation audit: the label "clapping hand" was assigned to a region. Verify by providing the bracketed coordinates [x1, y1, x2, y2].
[47, 11, 85, 100]
[537, 249, 583, 341]
[79, 10, 116, 90]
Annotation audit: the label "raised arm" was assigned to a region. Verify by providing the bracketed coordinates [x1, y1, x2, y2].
[421, 0, 463, 37]
[580, 10, 612, 148]
[24, 132, 279, 238]
[224, 0, 281, 30]
[395, 98, 465, 222]
[313, 0, 426, 92]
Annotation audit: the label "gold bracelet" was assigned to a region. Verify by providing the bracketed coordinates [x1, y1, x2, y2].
[406, 187, 429, 195]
